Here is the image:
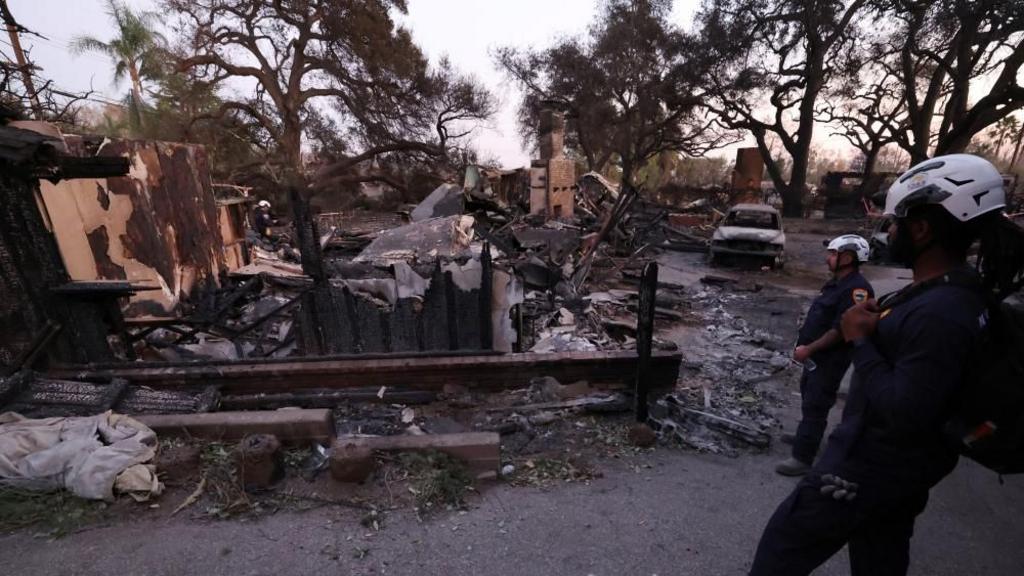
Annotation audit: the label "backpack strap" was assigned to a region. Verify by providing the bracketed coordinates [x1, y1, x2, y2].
[877, 267, 984, 312]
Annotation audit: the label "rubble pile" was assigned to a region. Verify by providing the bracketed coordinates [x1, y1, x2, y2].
[149, 165, 720, 361]
[645, 279, 803, 455]
[134, 273, 306, 362]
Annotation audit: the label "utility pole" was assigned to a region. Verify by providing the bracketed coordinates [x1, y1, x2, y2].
[0, 0, 44, 119]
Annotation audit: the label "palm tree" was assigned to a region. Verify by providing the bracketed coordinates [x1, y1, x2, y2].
[70, 0, 164, 127]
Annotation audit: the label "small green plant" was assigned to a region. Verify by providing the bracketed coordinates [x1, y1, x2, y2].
[199, 442, 251, 518]
[397, 451, 474, 512]
[509, 457, 596, 487]
[0, 487, 108, 538]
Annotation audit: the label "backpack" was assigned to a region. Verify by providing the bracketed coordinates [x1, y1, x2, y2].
[944, 294, 1024, 474]
[877, 270, 1024, 475]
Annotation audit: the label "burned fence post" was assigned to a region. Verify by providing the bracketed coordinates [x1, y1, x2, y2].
[444, 270, 460, 350]
[479, 241, 493, 350]
[635, 261, 658, 423]
[290, 185, 348, 356]
[289, 186, 326, 281]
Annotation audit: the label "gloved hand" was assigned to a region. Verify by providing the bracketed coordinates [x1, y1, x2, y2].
[820, 474, 858, 501]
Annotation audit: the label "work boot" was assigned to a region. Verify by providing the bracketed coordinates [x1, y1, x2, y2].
[780, 432, 796, 445]
[775, 457, 811, 477]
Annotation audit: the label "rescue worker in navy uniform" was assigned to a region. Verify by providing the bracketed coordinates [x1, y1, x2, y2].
[775, 234, 874, 477]
[253, 200, 278, 241]
[750, 154, 1018, 575]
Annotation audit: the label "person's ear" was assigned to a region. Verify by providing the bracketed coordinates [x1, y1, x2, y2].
[908, 218, 931, 247]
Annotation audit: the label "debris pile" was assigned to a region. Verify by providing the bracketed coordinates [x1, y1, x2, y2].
[642, 277, 804, 455]
[143, 163, 722, 360]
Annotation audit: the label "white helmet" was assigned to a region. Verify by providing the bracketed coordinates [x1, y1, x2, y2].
[825, 234, 870, 263]
[884, 154, 1005, 222]
[257, 200, 271, 208]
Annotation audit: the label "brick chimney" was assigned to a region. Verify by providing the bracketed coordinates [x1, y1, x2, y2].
[530, 101, 574, 220]
[537, 103, 565, 160]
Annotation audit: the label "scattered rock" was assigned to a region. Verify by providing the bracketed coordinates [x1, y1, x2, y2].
[628, 423, 657, 448]
[235, 434, 283, 490]
[401, 407, 416, 424]
[156, 443, 201, 486]
[554, 380, 593, 400]
[528, 411, 559, 426]
[329, 443, 376, 484]
[556, 307, 575, 326]
[527, 376, 563, 402]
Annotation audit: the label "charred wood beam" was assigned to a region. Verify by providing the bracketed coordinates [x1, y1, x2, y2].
[37, 156, 130, 182]
[46, 350, 682, 395]
[635, 262, 658, 423]
[99, 377, 128, 411]
[0, 370, 32, 407]
[1, 321, 60, 376]
[221, 388, 437, 410]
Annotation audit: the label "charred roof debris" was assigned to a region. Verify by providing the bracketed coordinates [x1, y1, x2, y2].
[0, 107, 800, 520]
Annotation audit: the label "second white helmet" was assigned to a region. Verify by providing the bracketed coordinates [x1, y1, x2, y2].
[884, 154, 1005, 222]
[826, 234, 870, 263]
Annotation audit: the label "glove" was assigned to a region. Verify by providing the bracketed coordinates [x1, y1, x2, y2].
[820, 474, 858, 501]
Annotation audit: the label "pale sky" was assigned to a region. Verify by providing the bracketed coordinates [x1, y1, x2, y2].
[9, 0, 710, 168]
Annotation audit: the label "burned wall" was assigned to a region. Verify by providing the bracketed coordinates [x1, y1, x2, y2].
[298, 257, 522, 356]
[0, 174, 111, 367]
[0, 175, 61, 365]
[39, 137, 230, 316]
[217, 200, 249, 271]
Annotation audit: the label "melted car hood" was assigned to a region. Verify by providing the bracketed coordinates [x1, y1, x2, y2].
[713, 226, 785, 244]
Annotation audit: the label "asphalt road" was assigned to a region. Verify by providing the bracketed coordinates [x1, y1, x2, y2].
[2, 440, 1021, 576]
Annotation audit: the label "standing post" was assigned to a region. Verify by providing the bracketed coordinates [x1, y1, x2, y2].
[0, 0, 43, 118]
[635, 261, 658, 422]
[479, 241, 493, 350]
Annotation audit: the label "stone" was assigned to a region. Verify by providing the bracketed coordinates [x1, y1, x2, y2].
[528, 411, 559, 426]
[155, 444, 201, 486]
[330, 442, 377, 484]
[557, 307, 575, 326]
[628, 423, 657, 448]
[235, 434, 283, 490]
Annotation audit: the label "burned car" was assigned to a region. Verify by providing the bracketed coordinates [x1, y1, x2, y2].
[709, 203, 786, 268]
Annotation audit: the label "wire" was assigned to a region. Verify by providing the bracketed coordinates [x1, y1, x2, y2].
[26, 36, 111, 65]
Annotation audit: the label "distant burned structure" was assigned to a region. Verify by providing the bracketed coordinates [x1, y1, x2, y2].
[820, 171, 899, 219]
[731, 147, 763, 202]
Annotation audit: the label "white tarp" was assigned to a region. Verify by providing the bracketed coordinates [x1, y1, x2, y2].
[0, 411, 163, 501]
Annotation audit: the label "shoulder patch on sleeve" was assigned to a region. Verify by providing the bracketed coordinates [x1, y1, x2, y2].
[852, 288, 869, 304]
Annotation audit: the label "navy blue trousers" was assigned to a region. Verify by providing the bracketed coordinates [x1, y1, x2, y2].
[792, 360, 847, 464]
[749, 478, 928, 576]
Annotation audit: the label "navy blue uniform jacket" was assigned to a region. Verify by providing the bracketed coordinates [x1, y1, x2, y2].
[816, 275, 987, 501]
[798, 271, 874, 368]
